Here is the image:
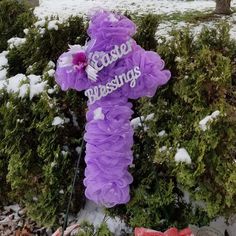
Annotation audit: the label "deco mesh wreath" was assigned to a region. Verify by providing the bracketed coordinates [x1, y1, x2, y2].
[55, 11, 171, 207]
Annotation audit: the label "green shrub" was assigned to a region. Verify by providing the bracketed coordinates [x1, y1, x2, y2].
[0, 93, 11, 205]
[152, 23, 236, 219]
[0, 0, 35, 51]
[0, 78, 87, 226]
[1, 9, 236, 231]
[0, 16, 88, 226]
[77, 222, 113, 236]
[110, 22, 236, 230]
[134, 14, 160, 51]
[7, 16, 87, 75]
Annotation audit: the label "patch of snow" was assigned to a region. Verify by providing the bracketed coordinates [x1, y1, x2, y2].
[29, 74, 41, 85]
[7, 37, 26, 49]
[61, 150, 68, 156]
[47, 88, 55, 94]
[2, 74, 47, 98]
[47, 69, 55, 77]
[175, 56, 182, 62]
[19, 84, 29, 98]
[131, 117, 142, 129]
[230, 24, 236, 39]
[158, 130, 166, 137]
[7, 74, 27, 93]
[199, 110, 220, 131]
[47, 20, 60, 30]
[48, 60, 55, 69]
[0, 51, 8, 70]
[52, 116, 65, 126]
[76, 146, 82, 154]
[34, 19, 47, 36]
[93, 107, 105, 120]
[28, 75, 47, 99]
[211, 110, 220, 118]
[156, 16, 236, 41]
[131, 113, 154, 129]
[39, 28, 46, 36]
[70, 110, 79, 127]
[51, 161, 57, 167]
[59, 190, 64, 194]
[0, 215, 14, 225]
[159, 146, 167, 152]
[17, 119, 24, 123]
[0, 51, 8, 81]
[33, 196, 38, 202]
[30, 76, 47, 98]
[210, 217, 236, 236]
[23, 28, 29, 35]
[77, 200, 131, 235]
[146, 113, 155, 120]
[65, 117, 70, 123]
[35, 1, 236, 41]
[0, 80, 7, 90]
[174, 148, 191, 164]
[4, 204, 20, 213]
[34, 19, 46, 28]
[34, 0, 236, 20]
[0, 69, 7, 81]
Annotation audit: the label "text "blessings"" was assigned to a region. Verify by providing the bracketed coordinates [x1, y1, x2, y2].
[85, 40, 141, 104]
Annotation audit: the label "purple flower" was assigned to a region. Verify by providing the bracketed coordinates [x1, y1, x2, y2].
[55, 45, 91, 91]
[72, 51, 87, 70]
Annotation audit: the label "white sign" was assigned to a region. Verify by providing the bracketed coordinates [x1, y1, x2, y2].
[86, 39, 133, 82]
[85, 66, 141, 104]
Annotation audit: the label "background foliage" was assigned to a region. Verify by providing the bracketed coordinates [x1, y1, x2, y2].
[0, 0, 35, 51]
[0, 0, 236, 232]
[110, 20, 236, 230]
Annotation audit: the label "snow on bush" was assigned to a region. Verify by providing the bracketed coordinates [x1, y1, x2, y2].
[131, 113, 154, 129]
[0, 51, 8, 81]
[7, 37, 27, 49]
[47, 20, 61, 30]
[199, 110, 220, 131]
[52, 116, 65, 126]
[174, 148, 192, 164]
[1, 74, 47, 99]
[34, 0, 229, 19]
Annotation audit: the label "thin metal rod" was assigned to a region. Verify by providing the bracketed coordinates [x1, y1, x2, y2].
[62, 136, 85, 236]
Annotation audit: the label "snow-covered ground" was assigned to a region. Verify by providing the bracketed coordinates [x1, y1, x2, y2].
[77, 200, 131, 234]
[35, 0, 236, 40]
[155, 14, 236, 39]
[35, 0, 236, 19]
[1, 1, 236, 235]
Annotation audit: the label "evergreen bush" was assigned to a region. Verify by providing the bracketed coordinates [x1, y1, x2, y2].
[0, 15, 88, 226]
[7, 15, 87, 75]
[110, 22, 236, 230]
[0, 93, 11, 205]
[1, 4, 236, 231]
[0, 0, 35, 51]
[77, 222, 113, 236]
[134, 14, 160, 51]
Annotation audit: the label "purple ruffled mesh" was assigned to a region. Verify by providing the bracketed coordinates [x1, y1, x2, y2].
[55, 10, 171, 207]
[84, 100, 134, 207]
